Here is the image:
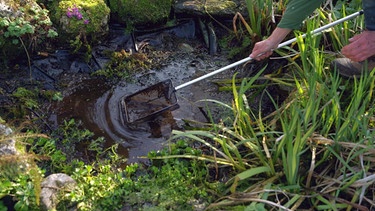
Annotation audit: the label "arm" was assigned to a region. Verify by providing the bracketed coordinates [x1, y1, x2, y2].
[277, 0, 325, 29]
[250, 0, 324, 60]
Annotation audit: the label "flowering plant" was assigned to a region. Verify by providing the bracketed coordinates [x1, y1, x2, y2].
[66, 5, 89, 25]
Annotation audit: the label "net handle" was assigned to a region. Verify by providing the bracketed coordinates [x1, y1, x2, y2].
[174, 10, 363, 91]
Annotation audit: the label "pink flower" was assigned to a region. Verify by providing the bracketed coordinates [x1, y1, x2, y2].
[66, 5, 88, 24]
[66, 10, 73, 18]
[76, 13, 83, 20]
[72, 5, 79, 14]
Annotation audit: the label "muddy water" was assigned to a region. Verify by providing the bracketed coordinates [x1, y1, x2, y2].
[50, 23, 236, 163]
[52, 52, 236, 163]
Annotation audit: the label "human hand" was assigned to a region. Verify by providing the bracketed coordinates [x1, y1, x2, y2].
[341, 30, 375, 62]
[249, 27, 291, 61]
[249, 39, 277, 61]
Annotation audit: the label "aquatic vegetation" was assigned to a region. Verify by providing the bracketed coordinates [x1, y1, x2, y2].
[0, 119, 213, 210]
[8, 87, 61, 119]
[12, 87, 39, 109]
[220, 0, 284, 59]
[93, 49, 151, 80]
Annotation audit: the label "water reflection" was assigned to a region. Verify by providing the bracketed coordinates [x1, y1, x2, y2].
[52, 78, 177, 163]
[51, 50, 234, 163]
[28, 18, 239, 164]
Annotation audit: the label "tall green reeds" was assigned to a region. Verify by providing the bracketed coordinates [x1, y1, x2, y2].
[321, 1, 364, 52]
[245, 0, 275, 39]
[152, 0, 375, 209]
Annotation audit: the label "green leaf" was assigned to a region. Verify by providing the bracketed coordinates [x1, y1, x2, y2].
[12, 39, 19, 45]
[236, 166, 272, 181]
[0, 18, 9, 27]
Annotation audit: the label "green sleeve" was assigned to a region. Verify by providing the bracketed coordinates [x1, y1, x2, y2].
[278, 0, 324, 29]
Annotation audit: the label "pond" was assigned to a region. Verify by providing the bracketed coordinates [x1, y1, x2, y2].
[45, 20, 237, 163]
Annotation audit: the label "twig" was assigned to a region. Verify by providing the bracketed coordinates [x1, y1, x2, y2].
[306, 144, 316, 188]
[262, 136, 271, 159]
[19, 37, 32, 80]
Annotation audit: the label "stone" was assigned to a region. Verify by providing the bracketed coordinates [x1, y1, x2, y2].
[0, 124, 17, 156]
[0, 1, 13, 17]
[174, 0, 247, 18]
[40, 173, 77, 211]
[49, 0, 110, 41]
[109, 0, 172, 27]
[0, 124, 13, 136]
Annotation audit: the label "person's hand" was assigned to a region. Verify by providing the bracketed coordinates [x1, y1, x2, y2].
[249, 39, 278, 61]
[249, 27, 291, 61]
[341, 30, 375, 62]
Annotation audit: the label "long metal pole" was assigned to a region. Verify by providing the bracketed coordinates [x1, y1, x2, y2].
[174, 10, 363, 91]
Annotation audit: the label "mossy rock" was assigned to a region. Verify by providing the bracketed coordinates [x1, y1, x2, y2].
[174, 0, 247, 18]
[109, 0, 173, 28]
[49, 0, 110, 43]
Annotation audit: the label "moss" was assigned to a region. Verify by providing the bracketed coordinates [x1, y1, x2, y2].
[205, 0, 237, 14]
[50, 0, 110, 40]
[93, 50, 151, 80]
[12, 87, 39, 109]
[111, 0, 173, 27]
[108, 0, 120, 15]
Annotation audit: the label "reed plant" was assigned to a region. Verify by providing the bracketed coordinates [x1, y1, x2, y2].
[320, 1, 364, 53]
[152, 1, 375, 209]
[228, 0, 287, 59]
[244, 0, 276, 40]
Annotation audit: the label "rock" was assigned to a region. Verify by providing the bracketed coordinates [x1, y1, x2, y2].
[0, 124, 17, 156]
[109, 0, 173, 27]
[174, 0, 247, 18]
[40, 173, 77, 211]
[0, 0, 26, 18]
[0, 1, 14, 17]
[0, 123, 29, 180]
[0, 123, 13, 136]
[49, 0, 110, 42]
[109, 0, 245, 27]
[0, 139, 17, 156]
[178, 43, 195, 53]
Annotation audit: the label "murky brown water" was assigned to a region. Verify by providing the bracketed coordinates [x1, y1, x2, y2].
[122, 79, 179, 124]
[46, 20, 240, 163]
[49, 49, 235, 163]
